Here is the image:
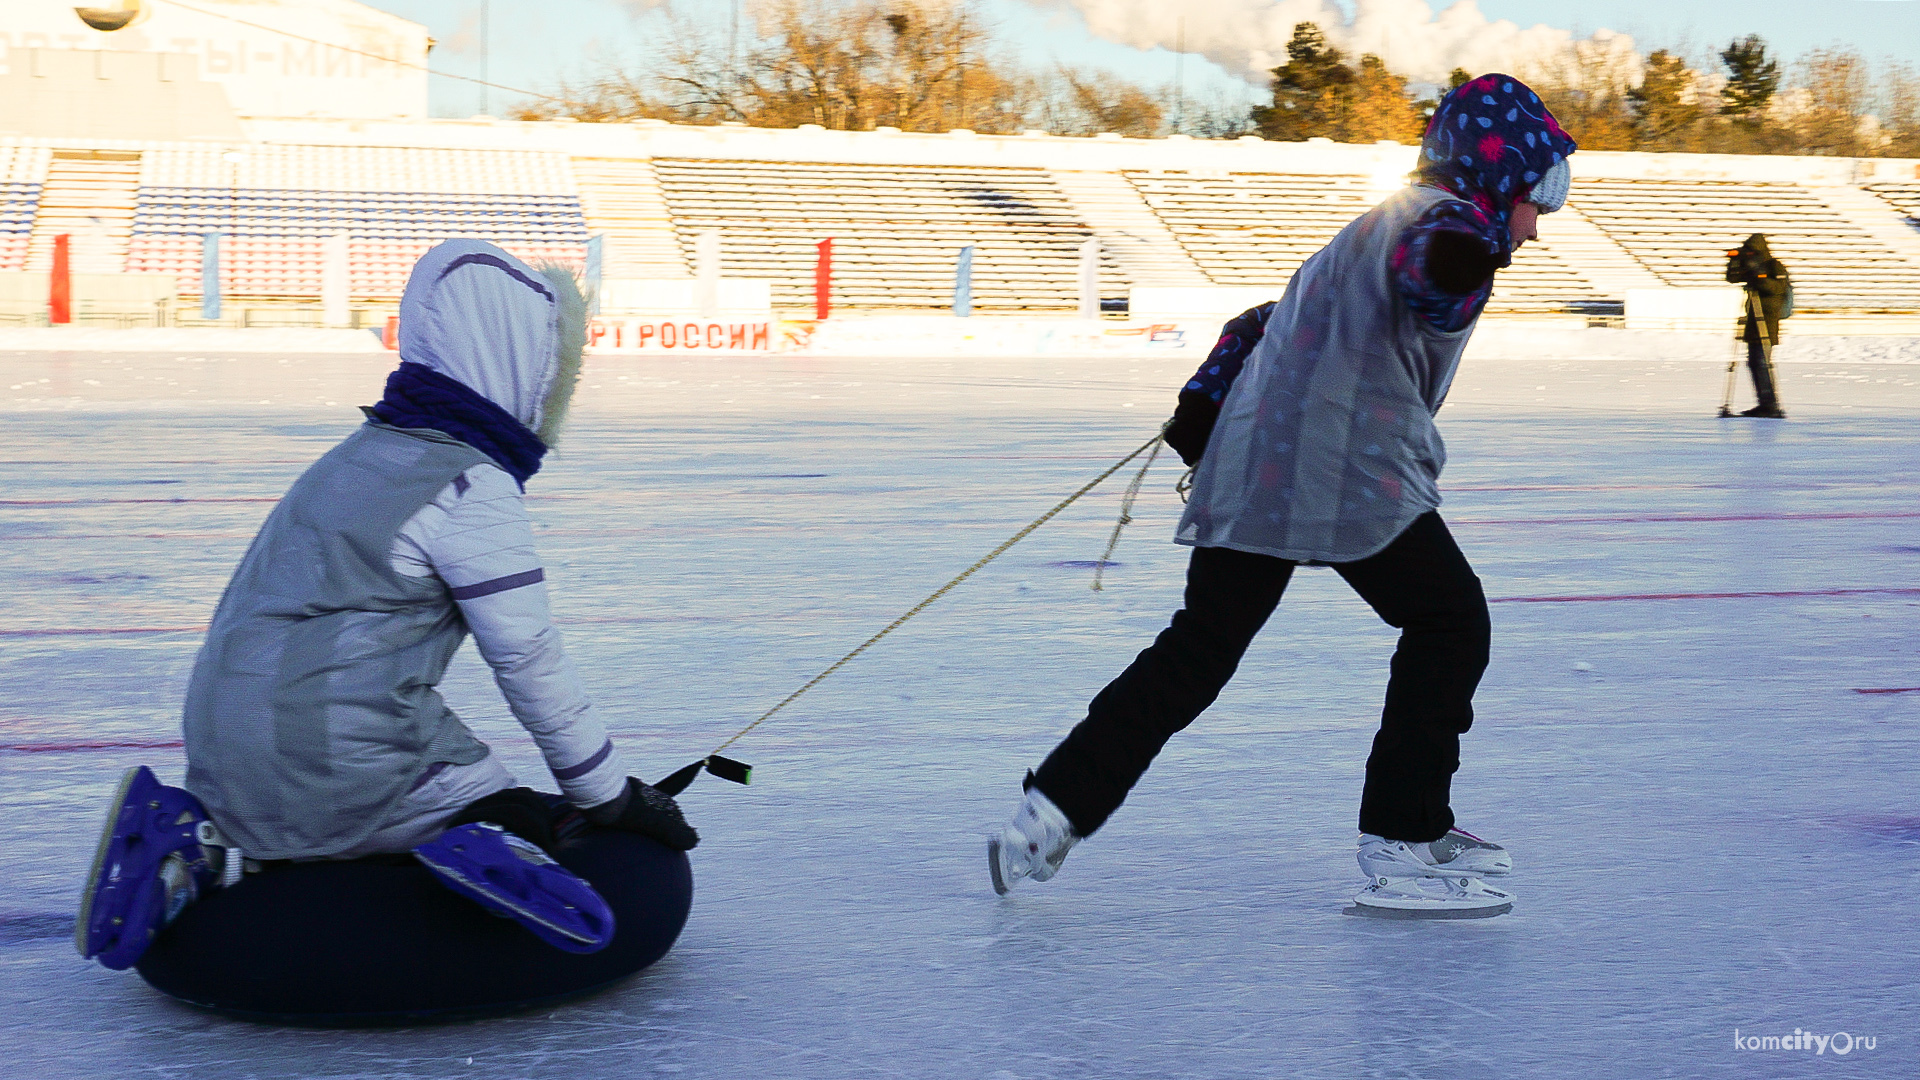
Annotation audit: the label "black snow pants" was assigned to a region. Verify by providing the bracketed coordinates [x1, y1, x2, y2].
[1029, 511, 1491, 844]
[1746, 340, 1781, 412]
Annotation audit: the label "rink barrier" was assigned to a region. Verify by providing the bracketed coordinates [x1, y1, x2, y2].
[655, 428, 1170, 796]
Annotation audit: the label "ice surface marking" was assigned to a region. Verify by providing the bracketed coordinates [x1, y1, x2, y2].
[3, 350, 1919, 1076]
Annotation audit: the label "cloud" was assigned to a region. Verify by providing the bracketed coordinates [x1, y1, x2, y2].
[1024, 0, 1633, 86]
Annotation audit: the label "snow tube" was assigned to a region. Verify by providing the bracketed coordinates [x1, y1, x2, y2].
[134, 829, 691, 1026]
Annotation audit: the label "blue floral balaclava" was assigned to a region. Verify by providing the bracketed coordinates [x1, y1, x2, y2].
[1416, 74, 1577, 256]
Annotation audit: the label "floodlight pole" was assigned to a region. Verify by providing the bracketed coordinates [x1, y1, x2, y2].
[1174, 16, 1185, 135]
[480, 0, 490, 116]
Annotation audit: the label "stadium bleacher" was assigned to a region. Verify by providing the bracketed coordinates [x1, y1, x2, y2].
[1125, 170, 1609, 313]
[1573, 179, 1920, 311]
[1, 145, 49, 273]
[3, 128, 1917, 320]
[123, 145, 588, 299]
[1865, 183, 1920, 226]
[649, 159, 1127, 312]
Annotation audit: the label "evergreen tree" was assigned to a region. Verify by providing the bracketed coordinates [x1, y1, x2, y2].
[1629, 49, 1702, 148]
[1720, 35, 1780, 120]
[1413, 68, 1474, 131]
[1250, 23, 1355, 141]
[1346, 55, 1425, 144]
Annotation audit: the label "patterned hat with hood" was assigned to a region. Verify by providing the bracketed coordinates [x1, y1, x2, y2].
[1417, 74, 1578, 256]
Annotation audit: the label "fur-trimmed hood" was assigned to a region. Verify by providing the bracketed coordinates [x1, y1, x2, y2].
[395, 239, 586, 445]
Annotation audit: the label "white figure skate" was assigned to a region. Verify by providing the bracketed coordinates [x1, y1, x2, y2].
[987, 788, 1079, 896]
[1351, 829, 1514, 918]
[1356, 828, 1511, 879]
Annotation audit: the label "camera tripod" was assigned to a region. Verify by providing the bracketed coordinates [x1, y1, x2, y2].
[1719, 291, 1784, 418]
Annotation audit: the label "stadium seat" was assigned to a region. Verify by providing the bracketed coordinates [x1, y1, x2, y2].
[648, 159, 1125, 312]
[1576, 179, 1920, 312]
[126, 145, 588, 299]
[0, 144, 51, 273]
[1125, 170, 1607, 314]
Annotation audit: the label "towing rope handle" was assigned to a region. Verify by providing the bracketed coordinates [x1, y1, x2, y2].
[654, 431, 1169, 796]
[1091, 430, 1165, 591]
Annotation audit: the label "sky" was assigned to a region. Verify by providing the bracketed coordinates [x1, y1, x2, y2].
[359, 0, 1920, 119]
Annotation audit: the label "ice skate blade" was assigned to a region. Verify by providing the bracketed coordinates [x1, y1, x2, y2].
[1355, 861, 1492, 881]
[75, 766, 143, 957]
[986, 836, 1011, 896]
[412, 826, 614, 954]
[1343, 901, 1512, 920]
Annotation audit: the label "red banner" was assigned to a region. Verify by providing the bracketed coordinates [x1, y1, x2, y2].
[48, 234, 71, 325]
[814, 238, 832, 321]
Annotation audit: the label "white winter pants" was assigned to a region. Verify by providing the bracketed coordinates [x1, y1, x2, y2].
[318, 755, 518, 859]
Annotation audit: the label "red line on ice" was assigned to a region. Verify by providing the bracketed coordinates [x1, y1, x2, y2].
[0, 627, 206, 637]
[1491, 587, 1920, 604]
[0, 533, 253, 541]
[1461, 511, 1920, 526]
[1852, 687, 1920, 695]
[1, 739, 184, 754]
[0, 497, 279, 507]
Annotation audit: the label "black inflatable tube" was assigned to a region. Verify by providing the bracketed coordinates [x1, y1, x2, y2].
[136, 829, 692, 1027]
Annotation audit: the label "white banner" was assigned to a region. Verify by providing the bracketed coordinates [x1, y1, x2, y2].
[588, 318, 778, 352]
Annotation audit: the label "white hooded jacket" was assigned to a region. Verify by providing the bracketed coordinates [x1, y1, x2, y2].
[182, 241, 625, 860]
[387, 241, 626, 814]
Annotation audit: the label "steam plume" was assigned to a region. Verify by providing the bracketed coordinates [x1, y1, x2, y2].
[1025, 0, 1634, 87]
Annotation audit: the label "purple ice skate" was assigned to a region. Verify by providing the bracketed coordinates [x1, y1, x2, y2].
[76, 766, 222, 970]
[412, 823, 615, 954]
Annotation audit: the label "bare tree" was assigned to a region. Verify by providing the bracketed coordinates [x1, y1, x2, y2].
[513, 8, 741, 123]
[1170, 85, 1257, 139]
[516, 3, 1920, 157]
[521, 0, 1028, 132]
[1523, 34, 1639, 151]
[1787, 47, 1876, 156]
[1022, 66, 1164, 137]
[1880, 60, 1920, 159]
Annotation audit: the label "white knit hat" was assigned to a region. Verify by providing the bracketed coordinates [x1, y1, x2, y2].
[1527, 159, 1570, 213]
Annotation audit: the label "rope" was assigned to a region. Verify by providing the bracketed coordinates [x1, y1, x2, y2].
[1091, 432, 1164, 591]
[702, 431, 1166, 760]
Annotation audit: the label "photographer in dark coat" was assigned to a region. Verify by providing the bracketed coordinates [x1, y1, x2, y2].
[1724, 233, 1791, 418]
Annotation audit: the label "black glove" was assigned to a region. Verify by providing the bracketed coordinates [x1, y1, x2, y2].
[585, 777, 699, 851]
[1426, 229, 1505, 295]
[1164, 392, 1220, 467]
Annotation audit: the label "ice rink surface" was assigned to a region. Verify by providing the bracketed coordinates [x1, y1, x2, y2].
[1, 340, 1916, 1078]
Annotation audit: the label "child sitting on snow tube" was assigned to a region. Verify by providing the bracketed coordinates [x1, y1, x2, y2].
[76, 241, 698, 1018]
[125, 784, 694, 1024]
